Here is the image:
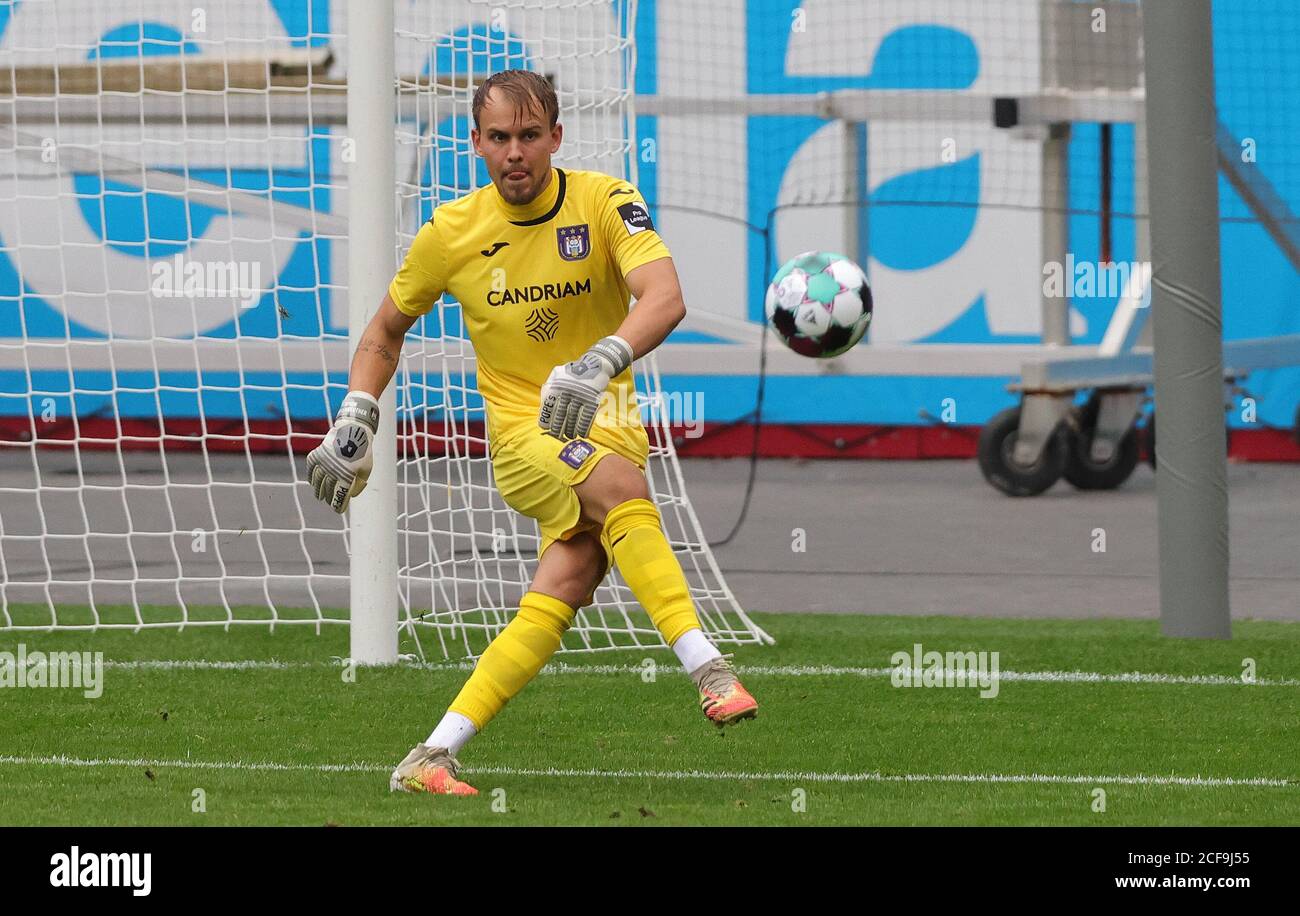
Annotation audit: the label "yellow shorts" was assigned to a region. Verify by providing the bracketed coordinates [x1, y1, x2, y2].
[491, 426, 645, 579]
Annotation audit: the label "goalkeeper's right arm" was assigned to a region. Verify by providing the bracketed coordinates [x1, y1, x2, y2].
[306, 295, 418, 513]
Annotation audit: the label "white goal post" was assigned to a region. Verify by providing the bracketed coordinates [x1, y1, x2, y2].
[346, 0, 397, 664]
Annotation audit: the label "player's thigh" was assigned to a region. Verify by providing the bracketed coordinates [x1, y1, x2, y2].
[491, 432, 581, 531]
[493, 428, 640, 533]
[573, 452, 651, 527]
[530, 530, 606, 610]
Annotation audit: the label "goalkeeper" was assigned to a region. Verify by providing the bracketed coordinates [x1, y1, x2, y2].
[306, 70, 758, 796]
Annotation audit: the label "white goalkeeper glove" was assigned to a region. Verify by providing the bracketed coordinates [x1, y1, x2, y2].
[306, 391, 380, 513]
[538, 335, 634, 440]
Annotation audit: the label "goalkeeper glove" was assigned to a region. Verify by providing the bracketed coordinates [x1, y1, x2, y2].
[306, 391, 380, 513]
[538, 335, 633, 440]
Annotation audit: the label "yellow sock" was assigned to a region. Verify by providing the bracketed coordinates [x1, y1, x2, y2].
[604, 498, 702, 645]
[448, 590, 574, 730]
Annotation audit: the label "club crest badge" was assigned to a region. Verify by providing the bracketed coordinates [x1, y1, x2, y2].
[558, 438, 596, 469]
[556, 224, 591, 261]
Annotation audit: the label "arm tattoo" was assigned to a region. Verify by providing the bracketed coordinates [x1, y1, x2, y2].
[358, 337, 398, 365]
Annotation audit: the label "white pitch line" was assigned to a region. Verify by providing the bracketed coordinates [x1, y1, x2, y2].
[91, 658, 1300, 687]
[0, 754, 1290, 789]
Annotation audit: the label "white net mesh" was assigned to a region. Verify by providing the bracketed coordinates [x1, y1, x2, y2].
[0, 0, 765, 656]
[0, 0, 346, 630]
[16, 2, 1285, 646]
[641, 0, 1147, 346]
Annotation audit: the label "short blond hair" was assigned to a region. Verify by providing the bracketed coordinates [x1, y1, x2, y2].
[471, 69, 558, 129]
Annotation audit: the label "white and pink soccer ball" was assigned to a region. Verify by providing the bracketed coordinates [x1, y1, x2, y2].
[764, 251, 873, 358]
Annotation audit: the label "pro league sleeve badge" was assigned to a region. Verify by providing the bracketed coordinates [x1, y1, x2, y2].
[617, 201, 655, 236]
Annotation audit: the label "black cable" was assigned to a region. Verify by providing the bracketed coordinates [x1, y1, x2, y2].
[705, 208, 776, 549]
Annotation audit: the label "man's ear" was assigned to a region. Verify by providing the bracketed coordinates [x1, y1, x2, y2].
[551, 122, 563, 153]
[471, 127, 482, 157]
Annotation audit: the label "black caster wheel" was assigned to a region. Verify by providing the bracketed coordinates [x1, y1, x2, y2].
[1063, 393, 1141, 490]
[978, 406, 1068, 497]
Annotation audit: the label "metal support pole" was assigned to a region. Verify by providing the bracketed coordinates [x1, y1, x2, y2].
[1144, 0, 1231, 638]
[1039, 0, 1070, 347]
[1134, 115, 1154, 347]
[1041, 122, 1072, 346]
[842, 119, 866, 267]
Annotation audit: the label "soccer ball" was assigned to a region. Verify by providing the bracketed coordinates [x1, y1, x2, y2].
[765, 251, 872, 358]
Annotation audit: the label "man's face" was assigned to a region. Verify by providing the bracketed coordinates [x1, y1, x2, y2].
[472, 88, 562, 205]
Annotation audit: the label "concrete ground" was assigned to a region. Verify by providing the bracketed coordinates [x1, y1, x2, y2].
[1, 450, 1296, 622]
[682, 458, 1300, 621]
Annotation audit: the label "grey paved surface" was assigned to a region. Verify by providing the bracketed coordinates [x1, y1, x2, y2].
[2, 451, 1296, 621]
[682, 458, 1300, 621]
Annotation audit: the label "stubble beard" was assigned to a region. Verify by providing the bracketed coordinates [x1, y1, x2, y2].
[498, 170, 535, 205]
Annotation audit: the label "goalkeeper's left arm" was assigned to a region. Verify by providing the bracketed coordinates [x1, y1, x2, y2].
[306, 294, 418, 513]
[539, 257, 686, 440]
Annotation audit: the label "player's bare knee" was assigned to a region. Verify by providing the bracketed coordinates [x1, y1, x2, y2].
[533, 531, 605, 608]
[534, 574, 589, 610]
[575, 455, 649, 528]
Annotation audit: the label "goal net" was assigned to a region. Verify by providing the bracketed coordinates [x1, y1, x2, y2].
[0, 0, 768, 656]
[7, 1, 1293, 648]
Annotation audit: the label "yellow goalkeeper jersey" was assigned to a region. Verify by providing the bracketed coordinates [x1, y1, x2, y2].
[388, 167, 670, 466]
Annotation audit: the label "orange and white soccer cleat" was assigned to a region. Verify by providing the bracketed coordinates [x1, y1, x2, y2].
[389, 744, 479, 796]
[691, 655, 758, 727]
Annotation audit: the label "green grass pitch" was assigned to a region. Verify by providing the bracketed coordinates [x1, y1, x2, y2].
[2, 612, 1298, 826]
